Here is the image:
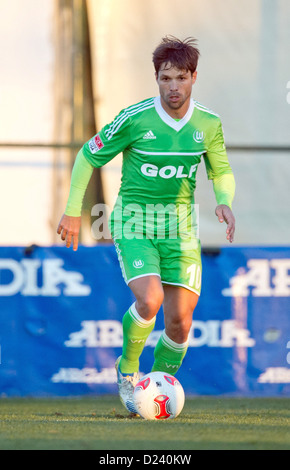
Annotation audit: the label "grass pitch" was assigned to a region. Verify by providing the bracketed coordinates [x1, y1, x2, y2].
[0, 396, 289, 450]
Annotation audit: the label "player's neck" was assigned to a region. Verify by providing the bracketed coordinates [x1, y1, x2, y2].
[160, 97, 191, 120]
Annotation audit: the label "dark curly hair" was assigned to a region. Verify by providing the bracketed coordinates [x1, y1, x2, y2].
[153, 36, 200, 75]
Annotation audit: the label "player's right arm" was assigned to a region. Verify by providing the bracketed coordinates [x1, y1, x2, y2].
[57, 107, 134, 250]
[57, 148, 93, 251]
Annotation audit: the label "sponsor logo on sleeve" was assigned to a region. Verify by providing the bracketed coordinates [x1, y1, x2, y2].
[88, 134, 104, 154]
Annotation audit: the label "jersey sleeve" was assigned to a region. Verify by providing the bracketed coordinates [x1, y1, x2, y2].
[64, 148, 94, 217]
[212, 173, 235, 209]
[204, 118, 235, 208]
[203, 119, 233, 180]
[82, 108, 133, 167]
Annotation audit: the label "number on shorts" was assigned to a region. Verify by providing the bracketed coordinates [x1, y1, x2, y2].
[187, 263, 201, 290]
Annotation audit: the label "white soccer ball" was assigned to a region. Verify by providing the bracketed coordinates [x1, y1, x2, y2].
[133, 371, 185, 420]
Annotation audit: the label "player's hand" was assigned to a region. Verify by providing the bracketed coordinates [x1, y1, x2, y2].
[215, 204, 235, 243]
[57, 214, 81, 251]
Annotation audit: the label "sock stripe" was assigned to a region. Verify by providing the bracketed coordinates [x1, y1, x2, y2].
[128, 302, 156, 328]
[161, 330, 188, 353]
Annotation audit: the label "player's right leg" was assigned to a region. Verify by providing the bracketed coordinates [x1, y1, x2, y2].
[113, 238, 163, 413]
[115, 276, 163, 413]
[122, 275, 164, 368]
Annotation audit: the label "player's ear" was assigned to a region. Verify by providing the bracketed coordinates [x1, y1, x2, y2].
[192, 71, 197, 85]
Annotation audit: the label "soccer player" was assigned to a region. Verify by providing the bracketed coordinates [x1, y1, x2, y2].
[57, 36, 235, 414]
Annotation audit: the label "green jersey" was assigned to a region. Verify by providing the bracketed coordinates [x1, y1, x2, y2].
[82, 96, 233, 238]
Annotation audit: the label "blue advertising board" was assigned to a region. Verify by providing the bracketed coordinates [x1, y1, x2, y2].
[0, 245, 289, 397]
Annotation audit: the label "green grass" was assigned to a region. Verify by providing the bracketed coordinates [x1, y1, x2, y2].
[0, 396, 289, 450]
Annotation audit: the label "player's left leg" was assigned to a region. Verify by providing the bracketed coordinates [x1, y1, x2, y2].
[151, 234, 201, 374]
[152, 285, 199, 374]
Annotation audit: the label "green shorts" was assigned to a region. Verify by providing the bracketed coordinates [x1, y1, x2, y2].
[114, 236, 202, 296]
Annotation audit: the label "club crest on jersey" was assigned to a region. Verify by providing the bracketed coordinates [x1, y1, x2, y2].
[88, 134, 104, 154]
[193, 130, 205, 143]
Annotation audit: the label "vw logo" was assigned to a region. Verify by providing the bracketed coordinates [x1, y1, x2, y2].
[193, 130, 204, 143]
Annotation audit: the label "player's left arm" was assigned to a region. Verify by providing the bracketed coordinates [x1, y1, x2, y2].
[215, 202, 235, 243]
[213, 173, 235, 243]
[204, 119, 236, 243]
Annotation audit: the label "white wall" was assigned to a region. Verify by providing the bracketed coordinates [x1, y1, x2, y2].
[0, 0, 55, 246]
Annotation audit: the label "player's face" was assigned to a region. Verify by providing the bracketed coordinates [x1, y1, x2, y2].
[156, 63, 197, 118]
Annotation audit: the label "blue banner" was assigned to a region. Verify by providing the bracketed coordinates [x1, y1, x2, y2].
[0, 245, 289, 397]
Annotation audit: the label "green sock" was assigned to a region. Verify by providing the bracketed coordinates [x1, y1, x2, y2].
[152, 330, 189, 375]
[119, 303, 156, 374]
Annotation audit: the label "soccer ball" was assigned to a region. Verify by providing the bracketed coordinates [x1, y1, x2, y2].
[133, 371, 185, 420]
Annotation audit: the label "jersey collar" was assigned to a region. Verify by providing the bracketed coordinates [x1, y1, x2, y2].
[154, 96, 195, 131]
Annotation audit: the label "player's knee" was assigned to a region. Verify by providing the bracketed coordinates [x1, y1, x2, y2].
[137, 290, 164, 319]
[167, 316, 192, 344]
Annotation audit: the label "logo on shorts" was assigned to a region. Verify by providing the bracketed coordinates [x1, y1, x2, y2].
[133, 259, 144, 269]
[193, 130, 204, 143]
